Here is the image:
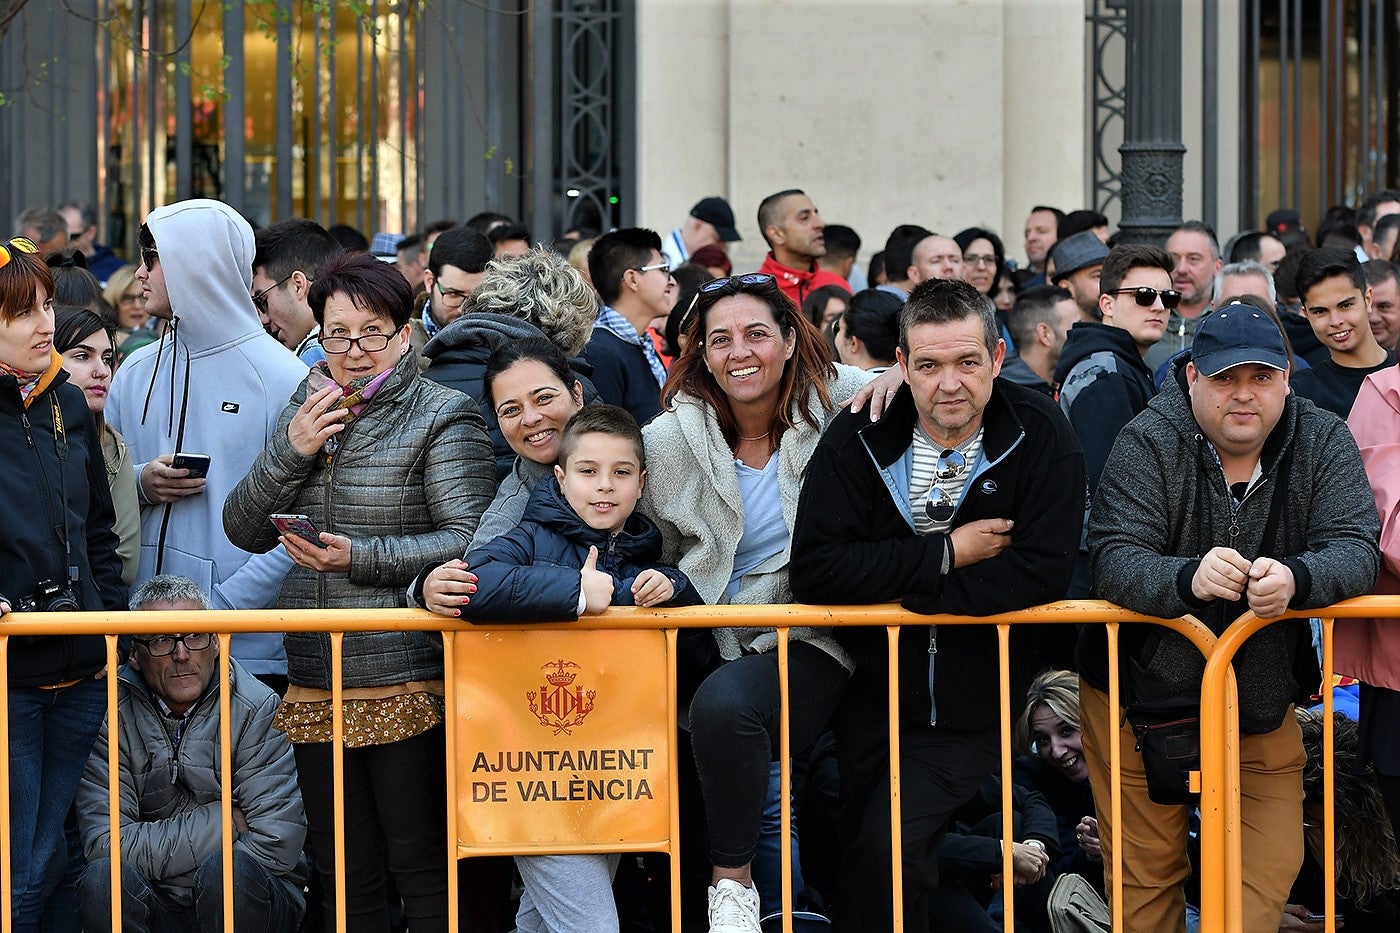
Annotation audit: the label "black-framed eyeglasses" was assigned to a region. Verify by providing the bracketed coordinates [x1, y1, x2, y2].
[434, 280, 471, 308]
[632, 261, 672, 276]
[1108, 286, 1183, 310]
[319, 332, 393, 354]
[699, 273, 775, 294]
[925, 486, 958, 524]
[140, 246, 159, 269]
[252, 273, 294, 314]
[132, 633, 214, 656]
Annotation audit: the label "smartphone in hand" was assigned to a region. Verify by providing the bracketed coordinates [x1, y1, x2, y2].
[171, 453, 212, 478]
[270, 513, 328, 549]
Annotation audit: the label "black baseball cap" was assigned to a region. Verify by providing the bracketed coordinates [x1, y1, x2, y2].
[691, 197, 741, 242]
[1190, 303, 1289, 377]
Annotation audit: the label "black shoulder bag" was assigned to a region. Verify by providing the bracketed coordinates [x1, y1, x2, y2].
[1125, 444, 1293, 806]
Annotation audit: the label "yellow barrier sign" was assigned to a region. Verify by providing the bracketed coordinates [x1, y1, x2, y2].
[452, 629, 672, 853]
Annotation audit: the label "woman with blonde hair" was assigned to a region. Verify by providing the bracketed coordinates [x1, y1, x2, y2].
[1013, 669, 1102, 891]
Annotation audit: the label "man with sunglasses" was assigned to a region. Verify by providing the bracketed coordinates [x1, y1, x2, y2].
[251, 219, 343, 365]
[1053, 244, 1175, 599]
[1076, 304, 1379, 933]
[75, 574, 306, 933]
[409, 224, 493, 357]
[107, 199, 307, 689]
[583, 227, 675, 424]
[791, 278, 1084, 933]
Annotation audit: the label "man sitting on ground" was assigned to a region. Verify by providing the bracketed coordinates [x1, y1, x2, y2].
[76, 575, 306, 933]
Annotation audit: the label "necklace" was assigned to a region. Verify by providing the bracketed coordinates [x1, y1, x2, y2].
[737, 431, 771, 441]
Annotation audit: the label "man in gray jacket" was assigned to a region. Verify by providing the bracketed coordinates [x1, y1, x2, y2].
[1075, 303, 1380, 933]
[75, 575, 306, 932]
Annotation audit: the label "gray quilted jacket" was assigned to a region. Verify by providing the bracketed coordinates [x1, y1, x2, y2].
[222, 350, 496, 689]
[75, 659, 305, 907]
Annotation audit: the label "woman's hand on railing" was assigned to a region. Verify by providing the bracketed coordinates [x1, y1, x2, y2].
[422, 560, 478, 617]
[280, 529, 351, 572]
[287, 385, 349, 457]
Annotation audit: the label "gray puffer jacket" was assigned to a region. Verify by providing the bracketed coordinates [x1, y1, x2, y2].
[75, 659, 305, 907]
[1080, 363, 1380, 733]
[223, 350, 496, 689]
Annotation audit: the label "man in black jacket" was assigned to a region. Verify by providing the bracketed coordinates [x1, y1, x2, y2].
[791, 278, 1084, 933]
[1052, 243, 1173, 605]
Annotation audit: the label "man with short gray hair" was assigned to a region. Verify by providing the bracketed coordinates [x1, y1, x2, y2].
[75, 574, 305, 933]
[1216, 260, 1277, 307]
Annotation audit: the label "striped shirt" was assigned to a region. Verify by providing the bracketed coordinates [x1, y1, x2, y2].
[911, 426, 984, 537]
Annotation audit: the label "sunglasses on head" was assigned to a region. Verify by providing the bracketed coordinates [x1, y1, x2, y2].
[0, 237, 39, 270]
[1108, 286, 1183, 310]
[699, 273, 776, 294]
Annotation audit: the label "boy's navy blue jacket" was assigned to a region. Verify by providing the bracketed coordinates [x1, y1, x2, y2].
[461, 476, 702, 622]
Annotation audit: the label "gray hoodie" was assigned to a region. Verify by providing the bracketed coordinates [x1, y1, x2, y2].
[107, 200, 307, 675]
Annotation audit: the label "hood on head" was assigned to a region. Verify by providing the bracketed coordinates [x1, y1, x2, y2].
[146, 199, 264, 353]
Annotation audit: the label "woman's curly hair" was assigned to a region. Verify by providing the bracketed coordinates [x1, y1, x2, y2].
[1298, 707, 1400, 907]
[464, 247, 599, 358]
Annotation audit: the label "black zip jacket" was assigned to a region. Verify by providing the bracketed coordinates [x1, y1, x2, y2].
[790, 380, 1084, 731]
[0, 367, 126, 687]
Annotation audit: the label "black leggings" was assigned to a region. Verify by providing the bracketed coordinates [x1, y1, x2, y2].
[295, 726, 448, 933]
[688, 643, 850, 868]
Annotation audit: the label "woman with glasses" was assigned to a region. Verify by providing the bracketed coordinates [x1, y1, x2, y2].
[224, 252, 496, 933]
[0, 237, 127, 931]
[641, 272, 897, 931]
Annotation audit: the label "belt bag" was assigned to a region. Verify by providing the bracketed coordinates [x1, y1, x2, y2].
[1125, 696, 1199, 806]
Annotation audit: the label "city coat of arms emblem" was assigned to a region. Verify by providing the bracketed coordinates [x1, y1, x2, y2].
[527, 659, 597, 735]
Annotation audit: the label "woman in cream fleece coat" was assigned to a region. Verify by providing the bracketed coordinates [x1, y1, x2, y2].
[641, 272, 881, 931]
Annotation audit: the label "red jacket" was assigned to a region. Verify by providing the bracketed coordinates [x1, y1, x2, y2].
[758, 253, 851, 307]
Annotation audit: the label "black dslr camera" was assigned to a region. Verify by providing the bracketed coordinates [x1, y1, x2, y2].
[10, 579, 82, 613]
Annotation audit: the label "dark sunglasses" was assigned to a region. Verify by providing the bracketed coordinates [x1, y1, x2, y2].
[1107, 286, 1182, 310]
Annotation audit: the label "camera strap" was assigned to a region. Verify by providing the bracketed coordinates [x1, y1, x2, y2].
[49, 394, 76, 585]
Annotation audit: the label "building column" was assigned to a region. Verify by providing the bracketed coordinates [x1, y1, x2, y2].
[1117, 0, 1185, 247]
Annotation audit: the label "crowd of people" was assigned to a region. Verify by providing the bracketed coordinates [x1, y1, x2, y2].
[7, 188, 1400, 933]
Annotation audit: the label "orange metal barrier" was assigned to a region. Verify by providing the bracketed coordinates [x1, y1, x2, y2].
[0, 599, 1365, 932]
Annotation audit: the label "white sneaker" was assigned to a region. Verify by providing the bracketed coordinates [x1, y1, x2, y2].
[707, 878, 762, 933]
